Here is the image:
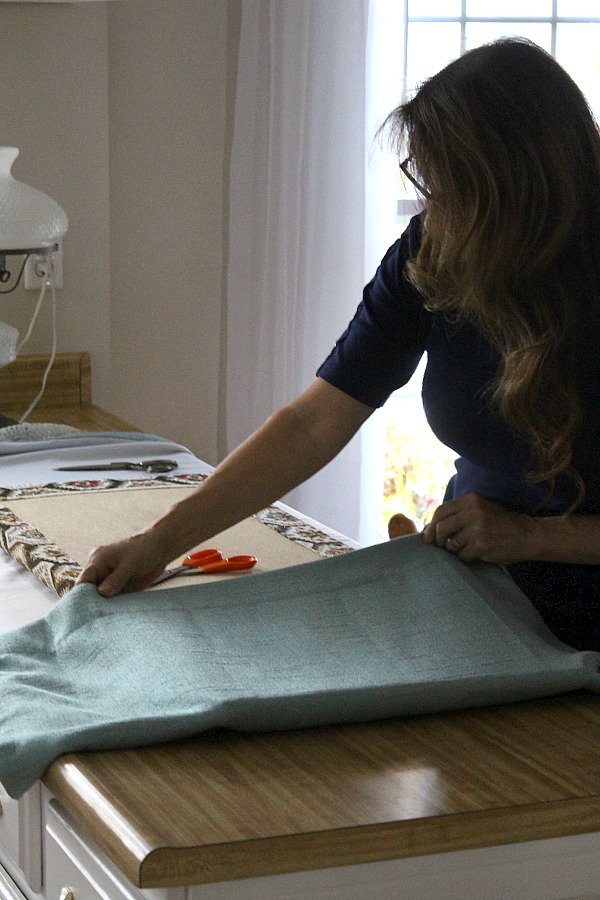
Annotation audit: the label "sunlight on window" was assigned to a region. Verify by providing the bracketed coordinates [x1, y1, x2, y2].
[406, 23, 461, 94]
[381, 363, 458, 540]
[465, 23, 552, 51]
[467, 0, 552, 14]
[556, 25, 600, 118]
[409, 0, 461, 14]
[558, 0, 600, 15]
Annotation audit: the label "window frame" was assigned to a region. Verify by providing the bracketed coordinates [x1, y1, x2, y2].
[398, 0, 600, 221]
[403, 0, 600, 72]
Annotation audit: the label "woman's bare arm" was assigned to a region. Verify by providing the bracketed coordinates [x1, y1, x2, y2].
[77, 379, 373, 596]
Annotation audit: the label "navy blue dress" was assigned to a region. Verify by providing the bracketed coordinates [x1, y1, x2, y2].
[317, 215, 600, 649]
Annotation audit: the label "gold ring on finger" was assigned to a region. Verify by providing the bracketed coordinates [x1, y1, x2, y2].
[446, 536, 461, 552]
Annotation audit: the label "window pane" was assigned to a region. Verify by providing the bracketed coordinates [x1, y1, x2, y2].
[464, 22, 552, 52]
[467, 0, 551, 15]
[557, 0, 600, 16]
[406, 22, 461, 95]
[382, 382, 458, 535]
[556, 25, 600, 119]
[408, 0, 461, 16]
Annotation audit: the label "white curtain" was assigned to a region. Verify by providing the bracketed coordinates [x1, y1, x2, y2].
[227, 0, 404, 543]
[360, 0, 406, 544]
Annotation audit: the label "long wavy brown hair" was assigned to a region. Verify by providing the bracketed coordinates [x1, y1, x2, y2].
[383, 38, 600, 510]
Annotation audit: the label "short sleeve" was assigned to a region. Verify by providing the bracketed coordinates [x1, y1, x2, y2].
[316, 215, 429, 408]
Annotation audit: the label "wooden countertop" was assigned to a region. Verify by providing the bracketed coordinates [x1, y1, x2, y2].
[43, 693, 600, 889]
[0, 351, 138, 433]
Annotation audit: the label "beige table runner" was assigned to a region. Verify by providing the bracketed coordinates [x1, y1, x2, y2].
[0, 477, 352, 596]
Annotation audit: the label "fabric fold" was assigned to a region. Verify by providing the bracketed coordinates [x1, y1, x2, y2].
[1, 534, 598, 799]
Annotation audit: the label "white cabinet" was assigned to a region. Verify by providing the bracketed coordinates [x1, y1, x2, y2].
[0, 867, 27, 900]
[5, 783, 600, 900]
[43, 796, 184, 900]
[0, 788, 42, 895]
[45, 801, 135, 900]
[1, 788, 184, 900]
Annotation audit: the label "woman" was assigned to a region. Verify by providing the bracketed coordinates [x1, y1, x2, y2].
[79, 39, 600, 650]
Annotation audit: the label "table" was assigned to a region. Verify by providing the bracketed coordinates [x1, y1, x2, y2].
[1, 354, 600, 900]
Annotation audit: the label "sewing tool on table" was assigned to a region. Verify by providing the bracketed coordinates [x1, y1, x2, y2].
[54, 459, 178, 474]
[154, 548, 258, 585]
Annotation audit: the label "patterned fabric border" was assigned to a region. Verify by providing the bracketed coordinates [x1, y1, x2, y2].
[0, 475, 353, 597]
[0, 509, 80, 597]
[254, 506, 352, 557]
[0, 472, 209, 500]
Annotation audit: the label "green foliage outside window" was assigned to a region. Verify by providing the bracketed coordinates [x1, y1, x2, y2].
[381, 407, 458, 538]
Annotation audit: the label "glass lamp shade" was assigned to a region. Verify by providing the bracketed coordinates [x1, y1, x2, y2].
[0, 148, 68, 251]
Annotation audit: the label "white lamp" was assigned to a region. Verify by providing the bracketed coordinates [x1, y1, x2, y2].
[0, 148, 68, 380]
[0, 147, 68, 292]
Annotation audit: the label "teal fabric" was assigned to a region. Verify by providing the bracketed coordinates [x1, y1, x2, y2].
[1, 535, 599, 798]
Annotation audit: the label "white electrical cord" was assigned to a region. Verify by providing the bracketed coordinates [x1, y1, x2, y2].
[16, 253, 51, 354]
[18, 253, 58, 423]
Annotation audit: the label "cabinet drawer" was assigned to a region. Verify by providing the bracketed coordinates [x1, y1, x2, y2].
[45, 826, 110, 900]
[0, 865, 27, 900]
[0, 786, 42, 893]
[0, 796, 19, 872]
[45, 801, 139, 900]
[44, 799, 183, 900]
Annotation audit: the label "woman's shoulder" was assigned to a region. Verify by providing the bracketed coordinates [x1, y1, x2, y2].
[368, 214, 425, 310]
[378, 213, 423, 269]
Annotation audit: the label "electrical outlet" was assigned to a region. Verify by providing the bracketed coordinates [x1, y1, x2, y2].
[24, 242, 63, 290]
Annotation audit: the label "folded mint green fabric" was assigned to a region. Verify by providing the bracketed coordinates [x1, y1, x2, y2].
[1, 535, 599, 798]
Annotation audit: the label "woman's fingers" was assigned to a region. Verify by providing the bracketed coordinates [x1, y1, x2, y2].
[76, 535, 169, 597]
[422, 497, 463, 546]
[421, 493, 533, 565]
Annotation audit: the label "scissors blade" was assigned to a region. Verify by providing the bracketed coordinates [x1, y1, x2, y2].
[153, 549, 224, 585]
[55, 459, 178, 473]
[153, 553, 258, 584]
[55, 462, 129, 471]
[152, 565, 190, 585]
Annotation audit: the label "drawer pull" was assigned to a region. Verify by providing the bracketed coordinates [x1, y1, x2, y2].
[59, 889, 75, 900]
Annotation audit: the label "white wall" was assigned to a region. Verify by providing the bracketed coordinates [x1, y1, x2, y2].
[1, 2, 111, 400]
[106, 0, 235, 460]
[1, 0, 241, 465]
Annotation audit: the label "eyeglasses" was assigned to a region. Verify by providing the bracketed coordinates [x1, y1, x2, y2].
[399, 156, 431, 201]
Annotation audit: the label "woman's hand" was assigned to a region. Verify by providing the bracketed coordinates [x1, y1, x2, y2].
[76, 531, 172, 597]
[422, 492, 537, 565]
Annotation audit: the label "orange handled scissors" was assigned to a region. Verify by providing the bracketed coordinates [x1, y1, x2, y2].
[153, 548, 258, 584]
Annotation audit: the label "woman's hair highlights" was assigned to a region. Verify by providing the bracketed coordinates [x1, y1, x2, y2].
[384, 39, 600, 510]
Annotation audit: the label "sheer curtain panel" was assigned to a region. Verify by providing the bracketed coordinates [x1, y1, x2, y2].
[226, 0, 401, 542]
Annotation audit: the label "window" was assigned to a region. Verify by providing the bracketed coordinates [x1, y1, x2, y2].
[399, 0, 600, 225]
[379, 0, 600, 538]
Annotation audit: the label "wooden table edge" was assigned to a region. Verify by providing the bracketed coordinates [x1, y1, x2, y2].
[138, 795, 600, 887]
[43, 758, 600, 889]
